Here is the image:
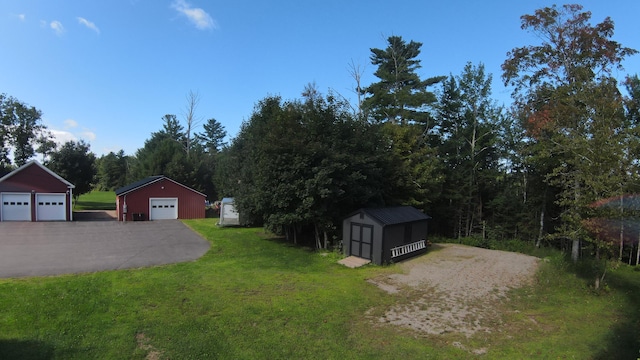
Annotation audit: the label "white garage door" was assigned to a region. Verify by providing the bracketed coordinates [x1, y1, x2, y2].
[1, 193, 32, 221]
[149, 198, 178, 220]
[36, 194, 67, 221]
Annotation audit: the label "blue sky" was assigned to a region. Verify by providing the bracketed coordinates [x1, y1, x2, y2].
[1, 0, 639, 157]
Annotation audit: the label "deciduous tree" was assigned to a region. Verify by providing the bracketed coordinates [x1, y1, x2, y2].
[502, 4, 638, 262]
[436, 63, 502, 238]
[218, 91, 391, 247]
[0, 94, 45, 166]
[47, 140, 97, 199]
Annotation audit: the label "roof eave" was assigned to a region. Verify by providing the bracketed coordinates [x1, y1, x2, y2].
[115, 176, 207, 198]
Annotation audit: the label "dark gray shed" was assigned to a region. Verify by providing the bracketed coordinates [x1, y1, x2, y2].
[342, 206, 431, 265]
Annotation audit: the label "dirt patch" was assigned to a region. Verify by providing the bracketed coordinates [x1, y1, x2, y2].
[135, 333, 162, 360]
[367, 243, 540, 338]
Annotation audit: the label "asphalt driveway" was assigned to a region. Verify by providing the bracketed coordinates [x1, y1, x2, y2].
[0, 220, 211, 278]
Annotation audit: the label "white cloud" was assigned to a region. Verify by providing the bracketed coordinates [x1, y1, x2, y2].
[80, 130, 96, 141]
[64, 119, 78, 128]
[171, 0, 216, 30]
[50, 20, 64, 36]
[77, 17, 100, 34]
[48, 124, 95, 147]
[50, 129, 77, 145]
[15, 14, 26, 21]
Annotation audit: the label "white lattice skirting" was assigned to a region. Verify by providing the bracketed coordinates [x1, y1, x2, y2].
[391, 239, 426, 258]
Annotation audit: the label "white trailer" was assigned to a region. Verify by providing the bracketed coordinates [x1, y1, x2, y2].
[219, 197, 241, 226]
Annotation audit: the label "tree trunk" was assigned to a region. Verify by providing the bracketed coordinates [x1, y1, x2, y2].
[293, 225, 298, 245]
[571, 177, 580, 262]
[571, 239, 580, 262]
[314, 224, 321, 249]
[535, 187, 547, 248]
[183, 90, 201, 158]
[619, 195, 624, 261]
[636, 231, 640, 266]
[456, 207, 462, 239]
[536, 206, 545, 248]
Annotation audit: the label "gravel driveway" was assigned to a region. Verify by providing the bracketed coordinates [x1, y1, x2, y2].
[367, 243, 540, 344]
[0, 220, 210, 278]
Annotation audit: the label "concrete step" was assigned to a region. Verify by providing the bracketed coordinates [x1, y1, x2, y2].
[338, 256, 371, 268]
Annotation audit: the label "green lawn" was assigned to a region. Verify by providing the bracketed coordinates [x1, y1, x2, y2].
[74, 191, 116, 210]
[1, 221, 639, 359]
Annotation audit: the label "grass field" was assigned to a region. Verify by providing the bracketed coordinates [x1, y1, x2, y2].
[74, 191, 116, 210]
[1, 220, 639, 359]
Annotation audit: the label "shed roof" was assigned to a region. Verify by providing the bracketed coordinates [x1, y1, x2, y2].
[0, 160, 75, 188]
[115, 175, 206, 197]
[356, 206, 430, 226]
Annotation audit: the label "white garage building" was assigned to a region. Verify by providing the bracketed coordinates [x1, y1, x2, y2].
[0, 161, 75, 221]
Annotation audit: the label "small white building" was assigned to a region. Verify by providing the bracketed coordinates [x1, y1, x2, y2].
[219, 197, 241, 226]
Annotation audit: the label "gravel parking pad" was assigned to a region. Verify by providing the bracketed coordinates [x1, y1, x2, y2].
[367, 243, 540, 339]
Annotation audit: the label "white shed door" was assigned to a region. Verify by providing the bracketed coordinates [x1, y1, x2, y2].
[1, 193, 32, 221]
[149, 198, 178, 220]
[36, 194, 67, 221]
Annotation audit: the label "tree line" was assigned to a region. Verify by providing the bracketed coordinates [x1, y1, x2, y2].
[2, 4, 639, 263]
[216, 4, 640, 263]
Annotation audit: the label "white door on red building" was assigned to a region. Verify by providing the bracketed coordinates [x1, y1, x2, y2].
[149, 198, 178, 220]
[36, 193, 66, 221]
[1, 193, 32, 221]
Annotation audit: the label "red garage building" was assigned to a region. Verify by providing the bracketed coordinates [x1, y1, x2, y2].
[115, 175, 206, 221]
[0, 160, 75, 221]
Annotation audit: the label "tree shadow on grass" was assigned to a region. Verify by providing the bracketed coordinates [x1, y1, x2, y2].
[593, 270, 640, 360]
[0, 339, 54, 360]
[567, 258, 640, 359]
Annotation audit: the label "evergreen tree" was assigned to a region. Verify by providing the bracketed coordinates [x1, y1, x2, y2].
[362, 35, 443, 125]
[195, 117, 227, 154]
[361, 36, 445, 209]
[97, 150, 130, 190]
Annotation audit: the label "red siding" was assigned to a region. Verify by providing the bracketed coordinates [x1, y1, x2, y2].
[116, 178, 205, 221]
[0, 163, 69, 193]
[0, 162, 73, 221]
